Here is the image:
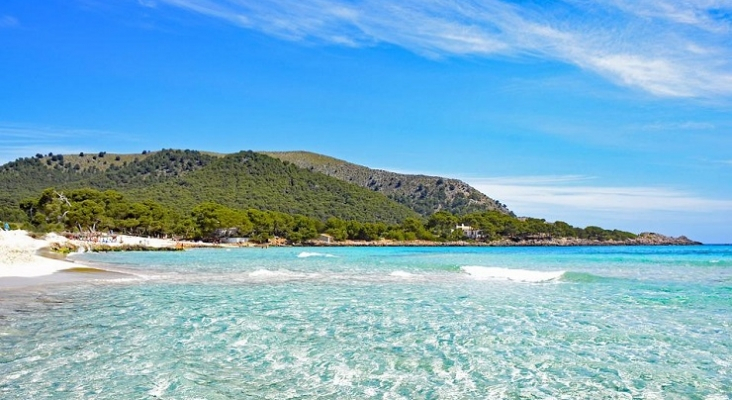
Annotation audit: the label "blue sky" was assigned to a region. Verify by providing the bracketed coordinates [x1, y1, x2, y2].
[2, 0, 732, 243]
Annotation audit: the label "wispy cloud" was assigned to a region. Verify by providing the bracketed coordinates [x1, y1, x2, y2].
[633, 121, 718, 131]
[478, 175, 596, 185]
[468, 175, 732, 241]
[467, 175, 732, 214]
[595, 0, 732, 33]
[147, 0, 732, 98]
[138, 0, 158, 8]
[460, 174, 732, 241]
[0, 15, 19, 28]
[0, 123, 130, 164]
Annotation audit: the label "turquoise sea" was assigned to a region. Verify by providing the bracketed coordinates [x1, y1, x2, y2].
[1, 246, 731, 399]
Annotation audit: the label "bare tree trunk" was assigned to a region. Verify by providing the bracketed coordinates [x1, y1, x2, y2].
[54, 191, 71, 207]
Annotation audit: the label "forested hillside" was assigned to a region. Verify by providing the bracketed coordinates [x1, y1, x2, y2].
[18, 187, 650, 244]
[1, 149, 693, 245]
[122, 151, 419, 222]
[0, 150, 417, 224]
[0, 150, 211, 218]
[263, 151, 512, 216]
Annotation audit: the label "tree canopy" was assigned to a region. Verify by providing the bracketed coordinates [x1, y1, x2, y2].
[15, 188, 637, 244]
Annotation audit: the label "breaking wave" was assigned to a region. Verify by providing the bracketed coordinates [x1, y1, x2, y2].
[248, 269, 296, 278]
[389, 270, 415, 278]
[461, 266, 565, 283]
[297, 252, 336, 258]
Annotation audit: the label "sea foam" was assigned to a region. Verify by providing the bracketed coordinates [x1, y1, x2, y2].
[246, 269, 316, 282]
[297, 252, 336, 258]
[461, 266, 565, 283]
[249, 269, 292, 277]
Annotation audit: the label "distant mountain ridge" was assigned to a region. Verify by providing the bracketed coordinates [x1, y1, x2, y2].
[262, 151, 512, 216]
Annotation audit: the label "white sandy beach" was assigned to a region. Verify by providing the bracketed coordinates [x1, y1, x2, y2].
[110, 235, 177, 248]
[0, 230, 75, 278]
[0, 231, 184, 279]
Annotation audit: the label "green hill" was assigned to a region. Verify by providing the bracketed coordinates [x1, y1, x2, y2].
[1, 149, 691, 245]
[0, 149, 212, 207]
[0, 149, 417, 224]
[122, 151, 419, 222]
[262, 151, 512, 216]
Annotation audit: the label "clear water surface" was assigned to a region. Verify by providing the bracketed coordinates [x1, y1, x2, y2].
[1, 246, 730, 399]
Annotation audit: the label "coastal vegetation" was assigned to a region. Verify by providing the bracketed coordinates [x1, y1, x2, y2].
[15, 187, 639, 244]
[0, 150, 417, 224]
[1, 149, 694, 245]
[264, 151, 511, 216]
[1, 149, 511, 221]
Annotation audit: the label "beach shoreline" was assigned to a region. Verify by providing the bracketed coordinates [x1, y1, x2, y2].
[0, 229, 702, 282]
[0, 230, 185, 288]
[299, 232, 701, 247]
[0, 231, 167, 283]
[0, 230, 78, 279]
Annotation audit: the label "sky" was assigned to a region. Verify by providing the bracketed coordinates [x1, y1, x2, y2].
[1, 0, 732, 243]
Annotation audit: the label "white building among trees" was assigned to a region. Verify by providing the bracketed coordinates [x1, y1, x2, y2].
[455, 224, 482, 239]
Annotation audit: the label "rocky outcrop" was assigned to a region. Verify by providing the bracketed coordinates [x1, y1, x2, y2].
[262, 151, 512, 216]
[302, 233, 702, 247]
[626, 232, 701, 245]
[486, 233, 700, 246]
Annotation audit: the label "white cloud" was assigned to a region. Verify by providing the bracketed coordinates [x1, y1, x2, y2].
[478, 175, 596, 185]
[138, 0, 157, 8]
[467, 175, 732, 214]
[595, 0, 732, 32]
[0, 123, 131, 164]
[149, 0, 732, 98]
[634, 121, 717, 131]
[464, 174, 732, 241]
[0, 15, 19, 28]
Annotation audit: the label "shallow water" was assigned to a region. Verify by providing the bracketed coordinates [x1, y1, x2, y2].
[1, 246, 731, 399]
